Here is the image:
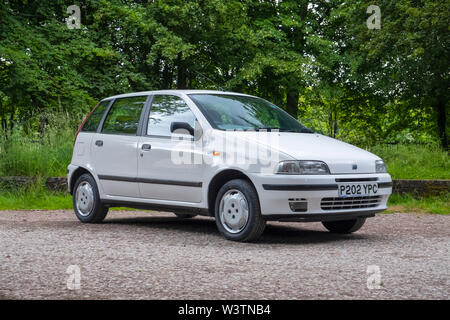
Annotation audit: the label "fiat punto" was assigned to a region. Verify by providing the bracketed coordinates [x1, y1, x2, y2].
[68, 90, 392, 241]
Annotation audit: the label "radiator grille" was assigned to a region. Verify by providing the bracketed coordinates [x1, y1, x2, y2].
[321, 196, 382, 210]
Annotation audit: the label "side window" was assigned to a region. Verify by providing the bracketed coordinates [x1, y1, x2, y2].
[147, 95, 196, 137]
[102, 96, 147, 135]
[81, 100, 110, 132]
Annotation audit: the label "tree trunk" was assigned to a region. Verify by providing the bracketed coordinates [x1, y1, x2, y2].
[162, 63, 172, 89]
[187, 70, 192, 89]
[0, 101, 6, 139]
[436, 98, 448, 150]
[286, 89, 299, 118]
[284, 2, 306, 119]
[1, 117, 7, 140]
[333, 106, 338, 138]
[328, 112, 333, 137]
[58, 95, 63, 113]
[9, 107, 14, 136]
[177, 53, 187, 89]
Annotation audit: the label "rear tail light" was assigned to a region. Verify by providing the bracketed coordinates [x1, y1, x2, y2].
[74, 102, 100, 146]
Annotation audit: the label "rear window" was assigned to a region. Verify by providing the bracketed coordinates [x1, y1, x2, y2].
[101, 96, 147, 135]
[81, 100, 110, 132]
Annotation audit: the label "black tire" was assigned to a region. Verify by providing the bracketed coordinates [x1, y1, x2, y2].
[322, 218, 366, 234]
[173, 213, 197, 219]
[214, 179, 266, 242]
[72, 173, 108, 223]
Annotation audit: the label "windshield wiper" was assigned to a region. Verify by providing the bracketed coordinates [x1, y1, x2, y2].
[254, 127, 280, 132]
[251, 127, 314, 133]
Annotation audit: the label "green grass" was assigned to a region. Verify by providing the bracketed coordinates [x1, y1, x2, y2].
[0, 180, 136, 211]
[0, 118, 76, 177]
[0, 190, 137, 211]
[386, 193, 450, 215]
[0, 189, 73, 210]
[0, 185, 448, 215]
[369, 144, 449, 180]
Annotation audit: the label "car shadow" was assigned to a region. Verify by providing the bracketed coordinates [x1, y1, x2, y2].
[105, 216, 218, 235]
[259, 223, 369, 245]
[103, 215, 373, 245]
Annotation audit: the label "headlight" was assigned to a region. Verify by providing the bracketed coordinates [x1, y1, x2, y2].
[375, 160, 386, 173]
[276, 161, 330, 175]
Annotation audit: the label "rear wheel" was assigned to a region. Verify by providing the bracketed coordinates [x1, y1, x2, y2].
[214, 179, 266, 242]
[73, 173, 108, 223]
[322, 218, 366, 234]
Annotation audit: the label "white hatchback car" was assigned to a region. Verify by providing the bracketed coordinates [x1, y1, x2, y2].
[68, 90, 392, 241]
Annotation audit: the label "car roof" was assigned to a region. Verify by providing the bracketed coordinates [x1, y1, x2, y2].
[101, 90, 255, 101]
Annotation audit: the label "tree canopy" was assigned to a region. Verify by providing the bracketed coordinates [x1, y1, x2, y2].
[0, 0, 448, 149]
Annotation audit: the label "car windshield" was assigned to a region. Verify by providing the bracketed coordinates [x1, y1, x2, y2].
[189, 94, 312, 133]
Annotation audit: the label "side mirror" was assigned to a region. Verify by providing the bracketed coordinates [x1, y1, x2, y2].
[170, 122, 195, 136]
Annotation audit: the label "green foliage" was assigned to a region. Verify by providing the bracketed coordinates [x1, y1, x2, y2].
[0, 113, 75, 176]
[0, 0, 448, 156]
[336, 0, 449, 148]
[369, 144, 449, 179]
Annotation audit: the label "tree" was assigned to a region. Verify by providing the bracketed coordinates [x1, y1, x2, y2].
[0, 0, 447, 149]
[337, 0, 449, 149]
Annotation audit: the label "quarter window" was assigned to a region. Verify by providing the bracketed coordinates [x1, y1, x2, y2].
[147, 95, 196, 137]
[102, 96, 147, 135]
[81, 100, 110, 132]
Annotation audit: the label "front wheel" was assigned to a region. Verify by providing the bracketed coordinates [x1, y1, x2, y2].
[214, 179, 266, 242]
[73, 173, 108, 223]
[322, 218, 366, 234]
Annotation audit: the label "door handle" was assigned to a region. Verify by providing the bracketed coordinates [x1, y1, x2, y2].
[95, 140, 103, 147]
[141, 144, 151, 151]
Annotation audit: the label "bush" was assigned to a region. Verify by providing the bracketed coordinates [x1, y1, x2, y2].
[0, 114, 77, 177]
[368, 144, 449, 180]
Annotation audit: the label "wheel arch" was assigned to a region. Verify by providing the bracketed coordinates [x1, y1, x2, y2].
[69, 166, 94, 195]
[207, 169, 259, 216]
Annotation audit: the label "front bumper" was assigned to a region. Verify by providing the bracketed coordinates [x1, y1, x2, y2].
[248, 172, 392, 217]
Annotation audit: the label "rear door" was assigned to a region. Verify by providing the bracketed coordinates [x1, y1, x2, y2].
[73, 100, 112, 166]
[91, 96, 148, 198]
[137, 94, 204, 203]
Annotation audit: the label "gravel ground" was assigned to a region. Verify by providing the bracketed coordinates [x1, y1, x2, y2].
[0, 210, 449, 300]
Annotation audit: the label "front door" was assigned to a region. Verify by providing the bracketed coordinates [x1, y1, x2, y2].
[137, 94, 204, 203]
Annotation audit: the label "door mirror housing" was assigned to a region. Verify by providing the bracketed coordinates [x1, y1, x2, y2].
[170, 122, 195, 137]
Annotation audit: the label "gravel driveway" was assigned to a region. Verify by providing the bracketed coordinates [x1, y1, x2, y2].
[0, 210, 448, 300]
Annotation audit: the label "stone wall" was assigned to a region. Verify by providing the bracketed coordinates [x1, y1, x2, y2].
[44, 177, 68, 192]
[0, 176, 67, 192]
[393, 179, 450, 196]
[0, 176, 449, 196]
